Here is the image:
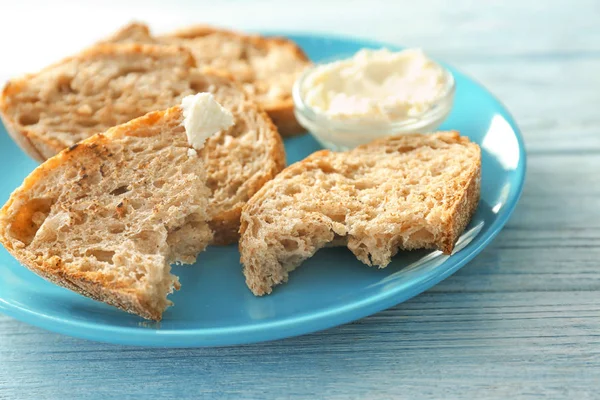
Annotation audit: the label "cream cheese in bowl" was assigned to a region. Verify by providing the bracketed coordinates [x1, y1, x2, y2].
[293, 48, 455, 150]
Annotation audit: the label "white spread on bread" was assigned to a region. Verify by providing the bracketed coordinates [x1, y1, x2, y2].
[181, 93, 234, 150]
[302, 48, 448, 121]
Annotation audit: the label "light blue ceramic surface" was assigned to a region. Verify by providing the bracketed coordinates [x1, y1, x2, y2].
[0, 33, 526, 347]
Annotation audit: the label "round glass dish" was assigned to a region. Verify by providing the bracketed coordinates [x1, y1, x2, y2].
[293, 63, 456, 151]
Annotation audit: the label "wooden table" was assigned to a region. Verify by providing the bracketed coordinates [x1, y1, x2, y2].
[1, 1, 599, 398]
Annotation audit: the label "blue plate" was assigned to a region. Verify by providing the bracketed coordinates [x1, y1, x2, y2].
[0, 33, 525, 347]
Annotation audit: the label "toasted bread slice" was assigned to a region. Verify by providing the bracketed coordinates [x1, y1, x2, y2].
[0, 43, 285, 244]
[240, 132, 481, 296]
[105, 22, 311, 136]
[0, 106, 213, 320]
[0, 43, 197, 161]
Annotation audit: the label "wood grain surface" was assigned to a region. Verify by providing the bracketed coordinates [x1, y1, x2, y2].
[1, 0, 599, 398]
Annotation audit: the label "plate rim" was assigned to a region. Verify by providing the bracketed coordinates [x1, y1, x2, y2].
[0, 31, 527, 347]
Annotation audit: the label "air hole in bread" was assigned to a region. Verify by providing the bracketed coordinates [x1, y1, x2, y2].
[83, 172, 102, 186]
[407, 228, 434, 244]
[129, 146, 146, 153]
[78, 119, 99, 128]
[8, 197, 55, 245]
[108, 224, 125, 234]
[205, 177, 219, 192]
[430, 168, 443, 178]
[19, 94, 40, 103]
[281, 239, 299, 252]
[320, 181, 334, 191]
[110, 185, 130, 196]
[223, 119, 247, 140]
[385, 146, 413, 154]
[329, 213, 346, 223]
[354, 181, 376, 190]
[131, 230, 163, 255]
[117, 66, 148, 77]
[129, 199, 144, 210]
[151, 142, 168, 152]
[18, 113, 40, 126]
[238, 47, 250, 61]
[63, 169, 78, 180]
[316, 161, 335, 174]
[96, 208, 112, 219]
[249, 219, 260, 236]
[70, 212, 87, 226]
[87, 235, 102, 244]
[56, 75, 75, 94]
[296, 228, 309, 236]
[189, 80, 210, 93]
[85, 249, 115, 264]
[284, 185, 301, 196]
[224, 184, 238, 198]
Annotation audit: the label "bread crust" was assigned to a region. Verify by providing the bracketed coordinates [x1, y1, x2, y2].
[1, 80, 70, 161]
[441, 156, 481, 253]
[0, 107, 46, 162]
[6, 250, 167, 321]
[209, 104, 286, 245]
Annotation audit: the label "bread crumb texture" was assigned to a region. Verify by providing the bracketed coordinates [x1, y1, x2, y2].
[105, 22, 311, 136]
[240, 132, 481, 296]
[0, 108, 213, 320]
[0, 43, 285, 244]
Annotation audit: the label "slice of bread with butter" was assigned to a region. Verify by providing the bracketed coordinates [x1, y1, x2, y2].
[0, 95, 235, 320]
[0, 43, 285, 245]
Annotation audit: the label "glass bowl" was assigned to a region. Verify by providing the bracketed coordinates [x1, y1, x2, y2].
[292, 63, 456, 151]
